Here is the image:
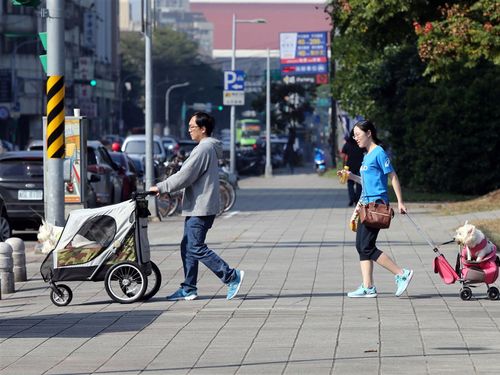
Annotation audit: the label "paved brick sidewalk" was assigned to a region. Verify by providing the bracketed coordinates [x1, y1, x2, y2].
[1, 169, 500, 374]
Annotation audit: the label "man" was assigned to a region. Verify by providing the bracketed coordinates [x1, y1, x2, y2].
[150, 112, 244, 301]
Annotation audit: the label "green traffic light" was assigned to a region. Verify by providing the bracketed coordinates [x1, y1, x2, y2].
[218, 105, 223, 111]
[11, 0, 41, 6]
[90, 79, 97, 87]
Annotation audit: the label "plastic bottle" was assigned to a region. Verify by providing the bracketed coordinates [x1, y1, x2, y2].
[339, 166, 350, 184]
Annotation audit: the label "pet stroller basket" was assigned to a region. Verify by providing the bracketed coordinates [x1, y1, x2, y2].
[406, 214, 499, 301]
[40, 192, 161, 306]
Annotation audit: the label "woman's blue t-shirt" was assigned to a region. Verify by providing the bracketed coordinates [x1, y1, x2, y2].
[360, 145, 394, 204]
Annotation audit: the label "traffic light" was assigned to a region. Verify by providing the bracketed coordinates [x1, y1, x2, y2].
[217, 105, 224, 111]
[11, 0, 41, 5]
[38, 32, 47, 73]
[75, 79, 98, 87]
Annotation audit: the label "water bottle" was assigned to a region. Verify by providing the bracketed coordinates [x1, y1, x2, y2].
[339, 166, 350, 184]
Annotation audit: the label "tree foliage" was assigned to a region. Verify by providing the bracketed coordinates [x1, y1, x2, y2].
[120, 29, 223, 134]
[413, 0, 499, 80]
[326, 0, 500, 194]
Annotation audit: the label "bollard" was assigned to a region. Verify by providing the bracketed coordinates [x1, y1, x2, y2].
[6, 237, 27, 282]
[0, 242, 15, 294]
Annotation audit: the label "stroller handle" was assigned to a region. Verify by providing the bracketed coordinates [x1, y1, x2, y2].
[132, 191, 156, 200]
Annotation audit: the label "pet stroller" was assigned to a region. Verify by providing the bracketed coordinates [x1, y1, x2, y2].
[406, 214, 500, 301]
[40, 192, 162, 306]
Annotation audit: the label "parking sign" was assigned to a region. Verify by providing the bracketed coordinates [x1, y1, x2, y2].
[223, 70, 245, 106]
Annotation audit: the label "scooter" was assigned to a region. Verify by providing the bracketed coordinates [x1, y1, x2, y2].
[314, 147, 326, 175]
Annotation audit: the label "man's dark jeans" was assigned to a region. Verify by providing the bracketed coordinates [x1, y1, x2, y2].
[180, 215, 235, 292]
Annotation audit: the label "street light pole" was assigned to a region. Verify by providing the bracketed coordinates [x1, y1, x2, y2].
[144, 0, 157, 218]
[230, 14, 237, 175]
[265, 48, 272, 178]
[164, 81, 189, 136]
[229, 14, 266, 175]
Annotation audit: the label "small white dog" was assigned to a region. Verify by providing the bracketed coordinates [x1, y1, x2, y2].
[37, 219, 63, 254]
[455, 221, 496, 262]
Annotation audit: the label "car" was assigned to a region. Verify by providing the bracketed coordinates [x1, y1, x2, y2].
[0, 151, 44, 235]
[26, 139, 44, 151]
[109, 151, 139, 200]
[176, 139, 198, 159]
[161, 136, 180, 160]
[122, 135, 167, 163]
[87, 141, 122, 206]
[0, 197, 10, 241]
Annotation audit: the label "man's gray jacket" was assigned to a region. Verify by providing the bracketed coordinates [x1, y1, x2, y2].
[156, 137, 222, 216]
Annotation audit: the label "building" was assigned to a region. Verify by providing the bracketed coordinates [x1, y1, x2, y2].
[0, 0, 120, 147]
[155, 0, 214, 58]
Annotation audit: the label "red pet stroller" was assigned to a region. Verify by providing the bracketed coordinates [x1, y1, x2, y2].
[407, 215, 500, 301]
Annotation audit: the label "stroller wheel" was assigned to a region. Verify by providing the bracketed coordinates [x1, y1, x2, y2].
[487, 286, 499, 300]
[105, 261, 148, 304]
[50, 284, 73, 307]
[142, 261, 162, 301]
[460, 287, 472, 301]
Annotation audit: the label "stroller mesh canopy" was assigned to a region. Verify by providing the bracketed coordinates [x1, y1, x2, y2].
[41, 200, 137, 281]
[56, 215, 117, 267]
[76, 215, 116, 248]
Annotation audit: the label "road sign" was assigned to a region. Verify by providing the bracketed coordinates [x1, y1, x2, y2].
[223, 91, 245, 106]
[224, 70, 245, 91]
[223, 70, 245, 106]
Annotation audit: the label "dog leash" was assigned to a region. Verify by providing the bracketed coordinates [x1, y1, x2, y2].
[405, 213, 454, 253]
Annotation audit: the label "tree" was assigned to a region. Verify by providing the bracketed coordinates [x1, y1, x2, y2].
[120, 29, 224, 135]
[413, 0, 499, 80]
[325, 0, 500, 194]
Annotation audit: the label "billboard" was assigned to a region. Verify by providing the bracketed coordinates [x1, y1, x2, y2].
[280, 31, 328, 74]
[280, 31, 329, 83]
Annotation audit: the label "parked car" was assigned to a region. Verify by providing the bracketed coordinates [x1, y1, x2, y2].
[87, 141, 122, 206]
[176, 139, 198, 159]
[129, 157, 145, 189]
[161, 136, 180, 160]
[0, 151, 44, 236]
[122, 134, 167, 163]
[109, 151, 139, 200]
[26, 139, 44, 151]
[0, 197, 10, 241]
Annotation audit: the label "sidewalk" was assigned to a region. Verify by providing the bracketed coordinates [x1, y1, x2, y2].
[1, 168, 500, 374]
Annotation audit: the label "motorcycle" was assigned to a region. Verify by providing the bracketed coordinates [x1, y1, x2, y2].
[314, 147, 326, 175]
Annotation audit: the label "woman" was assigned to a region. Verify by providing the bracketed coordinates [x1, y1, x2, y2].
[339, 120, 413, 298]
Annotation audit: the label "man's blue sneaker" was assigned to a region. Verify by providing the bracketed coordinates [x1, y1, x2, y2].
[395, 269, 414, 297]
[226, 269, 245, 300]
[347, 284, 377, 298]
[166, 288, 198, 301]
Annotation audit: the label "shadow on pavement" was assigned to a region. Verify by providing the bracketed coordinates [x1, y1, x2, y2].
[0, 310, 164, 338]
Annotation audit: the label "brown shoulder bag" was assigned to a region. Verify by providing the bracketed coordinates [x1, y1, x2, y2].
[359, 201, 394, 229]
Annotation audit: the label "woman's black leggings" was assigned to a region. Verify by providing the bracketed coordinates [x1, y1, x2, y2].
[356, 221, 383, 261]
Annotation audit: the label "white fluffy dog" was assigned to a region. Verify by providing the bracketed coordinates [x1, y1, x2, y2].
[37, 219, 63, 254]
[455, 221, 496, 262]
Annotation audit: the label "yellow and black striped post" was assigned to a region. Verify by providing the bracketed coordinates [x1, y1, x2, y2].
[46, 75, 65, 158]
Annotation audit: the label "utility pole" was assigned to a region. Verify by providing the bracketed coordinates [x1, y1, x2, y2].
[265, 48, 272, 178]
[45, 0, 65, 226]
[144, 0, 157, 218]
